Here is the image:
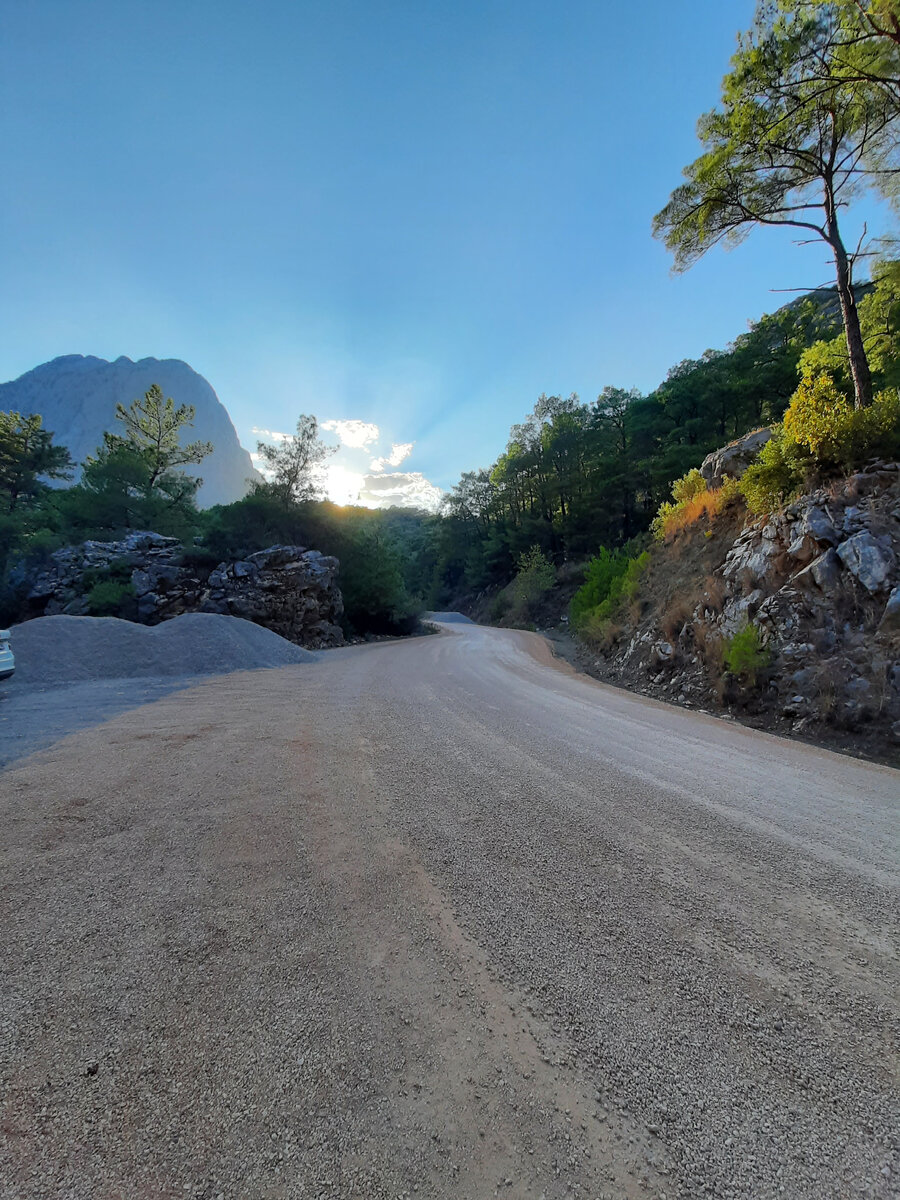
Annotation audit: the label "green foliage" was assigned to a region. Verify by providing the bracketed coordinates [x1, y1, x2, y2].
[509, 545, 556, 622]
[62, 384, 212, 541]
[254, 415, 333, 506]
[572, 549, 649, 631]
[198, 492, 427, 637]
[653, 1, 900, 408]
[570, 547, 629, 627]
[0, 411, 72, 514]
[110, 384, 213, 488]
[671, 468, 707, 505]
[338, 525, 420, 635]
[784, 372, 900, 466]
[652, 472, 743, 540]
[85, 577, 134, 616]
[739, 428, 810, 513]
[428, 287, 842, 607]
[782, 371, 855, 457]
[742, 372, 900, 512]
[723, 622, 771, 685]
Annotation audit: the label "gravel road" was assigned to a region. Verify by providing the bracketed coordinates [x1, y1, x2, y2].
[2, 618, 898, 1199]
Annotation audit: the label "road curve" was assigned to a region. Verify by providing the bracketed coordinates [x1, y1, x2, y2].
[1, 619, 898, 1199]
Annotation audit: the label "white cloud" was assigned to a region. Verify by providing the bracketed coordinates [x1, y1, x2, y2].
[370, 441, 414, 472]
[251, 425, 291, 442]
[321, 418, 380, 449]
[357, 471, 444, 513]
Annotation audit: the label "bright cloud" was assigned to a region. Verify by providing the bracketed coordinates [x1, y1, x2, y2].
[251, 425, 291, 442]
[321, 418, 380, 449]
[358, 471, 444, 513]
[370, 441, 414, 472]
[246, 417, 440, 511]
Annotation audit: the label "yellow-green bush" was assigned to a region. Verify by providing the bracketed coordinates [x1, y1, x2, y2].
[739, 427, 810, 514]
[741, 375, 900, 513]
[651, 472, 742, 541]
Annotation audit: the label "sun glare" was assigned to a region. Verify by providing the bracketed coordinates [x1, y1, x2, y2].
[320, 462, 365, 506]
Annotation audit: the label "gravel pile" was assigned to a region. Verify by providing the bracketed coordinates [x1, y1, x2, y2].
[9, 613, 316, 686]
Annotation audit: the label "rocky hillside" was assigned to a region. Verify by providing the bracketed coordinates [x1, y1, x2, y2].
[18, 532, 344, 648]
[586, 463, 900, 763]
[0, 355, 260, 507]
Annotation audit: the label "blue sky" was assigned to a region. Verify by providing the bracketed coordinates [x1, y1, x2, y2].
[1, 0, 894, 502]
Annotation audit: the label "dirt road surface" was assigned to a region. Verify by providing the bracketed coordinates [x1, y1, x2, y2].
[2, 618, 898, 1199]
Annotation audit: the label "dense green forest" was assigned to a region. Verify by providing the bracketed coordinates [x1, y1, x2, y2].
[428, 268, 900, 605]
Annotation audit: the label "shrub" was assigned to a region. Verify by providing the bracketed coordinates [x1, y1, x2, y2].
[570, 547, 628, 627]
[509, 545, 555, 622]
[572, 549, 650, 635]
[86, 578, 134, 616]
[782, 371, 854, 460]
[739, 426, 809, 514]
[652, 472, 743, 540]
[782, 373, 900, 467]
[723, 621, 770, 685]
[742, 381, 900, 513]
[671, 468, 707, 505]
[490, 590, 511, 622]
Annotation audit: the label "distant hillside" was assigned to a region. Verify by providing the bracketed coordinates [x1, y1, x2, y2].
[0, 355, 261, 507]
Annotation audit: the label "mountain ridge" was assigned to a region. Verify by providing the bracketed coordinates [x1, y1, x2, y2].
[0, 354, 261, 508]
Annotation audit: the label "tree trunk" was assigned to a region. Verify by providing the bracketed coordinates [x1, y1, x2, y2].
[828, 211, 873, 409]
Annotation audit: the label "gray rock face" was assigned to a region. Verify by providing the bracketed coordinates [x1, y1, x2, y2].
[22, 535, 344, 648]
[836, 531, 895, 593]
[600, 461, 900, 746]
[700, 427, 774, 488]
[0, 355, 261, 508]
[878, 587, 900, 635]
[200, 546, 344, 647]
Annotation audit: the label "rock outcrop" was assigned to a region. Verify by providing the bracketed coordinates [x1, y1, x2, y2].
[592, 462, 900, 758]
[700, 427, 774, 488]
[0, 355, 261, 507]
[22, 533, 344, 648]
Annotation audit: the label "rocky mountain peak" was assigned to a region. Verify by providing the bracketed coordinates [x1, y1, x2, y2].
[0, 355, 261, 508]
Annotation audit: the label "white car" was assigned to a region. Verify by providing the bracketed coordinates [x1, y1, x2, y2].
[0, 629, 14, 680]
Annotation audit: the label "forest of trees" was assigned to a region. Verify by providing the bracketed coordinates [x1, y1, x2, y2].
[428, 269, 899, 604]
[430, 0, 900, 606]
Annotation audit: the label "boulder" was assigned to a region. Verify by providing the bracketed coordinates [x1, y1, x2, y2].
[202, 546, 344, 646]
[793, 548, 842, 592]
[20, 536, 344, 648]
[878, 587, 900, 635]
[700, 428, 774, 488]
[799, 507, 840, 547]
[836, 531, 895, 593]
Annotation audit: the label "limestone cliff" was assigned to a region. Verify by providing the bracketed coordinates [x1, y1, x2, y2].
[0, 355, 261, 507]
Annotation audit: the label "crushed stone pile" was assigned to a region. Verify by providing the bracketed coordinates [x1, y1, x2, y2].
[10, 613, 316, 686]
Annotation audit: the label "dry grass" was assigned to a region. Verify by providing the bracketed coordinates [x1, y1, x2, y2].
[660, 595, 696, 642]
[701, 573, 726, 615]
[813, 665, 839, 723]
[658, 483, 743, 542]
[580, 614, 623, 653]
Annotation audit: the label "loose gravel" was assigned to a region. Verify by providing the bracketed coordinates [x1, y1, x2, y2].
[1, 619, 898, 1199]
[9, 613, 316, 685]
[0, 614, 316, 768]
